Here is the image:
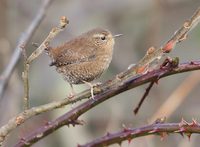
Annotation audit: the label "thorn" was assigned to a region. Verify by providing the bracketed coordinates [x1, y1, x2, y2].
[179, 118, 189, 127]
[191, 118, 199, 126]
[154, 117, 166, 124]
[190, 61, 198, 65]
[118, 141, 122, 147]
[160, 132, 168, 141]
[106, 132, 111, 136]
[70, 119, 85, 126]
[174, 128, 184, 133]
[185, 132, 192, 141]
[127, 137, 132, 144]
[154, 78, 159, 85]
[148, 128, 159, 133]
[179, 132, 184, 138]
[179, 127, 187, 133]
[122, 124, 130, 132]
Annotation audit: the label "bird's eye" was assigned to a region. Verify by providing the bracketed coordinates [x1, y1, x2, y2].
[100, 36, 106, 41]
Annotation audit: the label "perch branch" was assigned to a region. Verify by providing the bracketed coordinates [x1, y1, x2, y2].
[13, 60, 200, 146]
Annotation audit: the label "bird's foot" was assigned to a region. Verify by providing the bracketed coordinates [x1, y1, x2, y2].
[82, 81, 97, 100]
[93, 82, 102, 87]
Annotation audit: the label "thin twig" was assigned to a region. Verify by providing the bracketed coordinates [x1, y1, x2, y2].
[133, 81, 155, 115]
[21, 46, 30, 110]
[79, 119, 200, 147]
[133, 57, 178, 115]
[0, 0, 52, 100]
[13, 60, 200, 146]
[22, 16, 68, 110]
[27, 16, 69, 64]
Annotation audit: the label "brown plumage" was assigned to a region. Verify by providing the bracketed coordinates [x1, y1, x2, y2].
[46, 28, 120, 98]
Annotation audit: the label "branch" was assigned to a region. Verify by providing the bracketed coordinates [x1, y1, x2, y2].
[118, 6, 200, 79]
[79, 119, 200, 147]
[21, 16, 68, 110]
[133, 81, 155, 115]
[0, 0, 52, 100]
[13, 60, 200, 146]
[0, 90, 89, 145]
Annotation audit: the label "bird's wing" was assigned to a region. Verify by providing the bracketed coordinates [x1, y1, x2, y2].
[50, 44, 97, 66]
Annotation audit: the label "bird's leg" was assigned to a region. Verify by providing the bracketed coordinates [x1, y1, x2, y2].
[82, 81, 95, 100]
[68, 83, 75, 99]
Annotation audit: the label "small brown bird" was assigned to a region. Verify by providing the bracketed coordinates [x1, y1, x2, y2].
[46, 28, 121, 98]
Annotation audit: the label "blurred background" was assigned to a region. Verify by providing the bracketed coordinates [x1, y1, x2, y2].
[1, 0, 200, 146]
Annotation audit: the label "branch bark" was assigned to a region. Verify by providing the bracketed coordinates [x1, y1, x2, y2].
[13, 60, 200, 147]
[80, 119, 200, 147]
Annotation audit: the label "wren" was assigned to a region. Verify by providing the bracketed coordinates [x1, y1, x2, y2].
[46, 28, 122, 99]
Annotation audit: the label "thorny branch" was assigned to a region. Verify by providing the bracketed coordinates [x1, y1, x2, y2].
[14, 60, 200, 147]
[0, 0, 52, 100]
[80, 119, 200, 147]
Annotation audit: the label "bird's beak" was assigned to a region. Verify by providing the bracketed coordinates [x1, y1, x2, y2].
[113, 34, 123, 38]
